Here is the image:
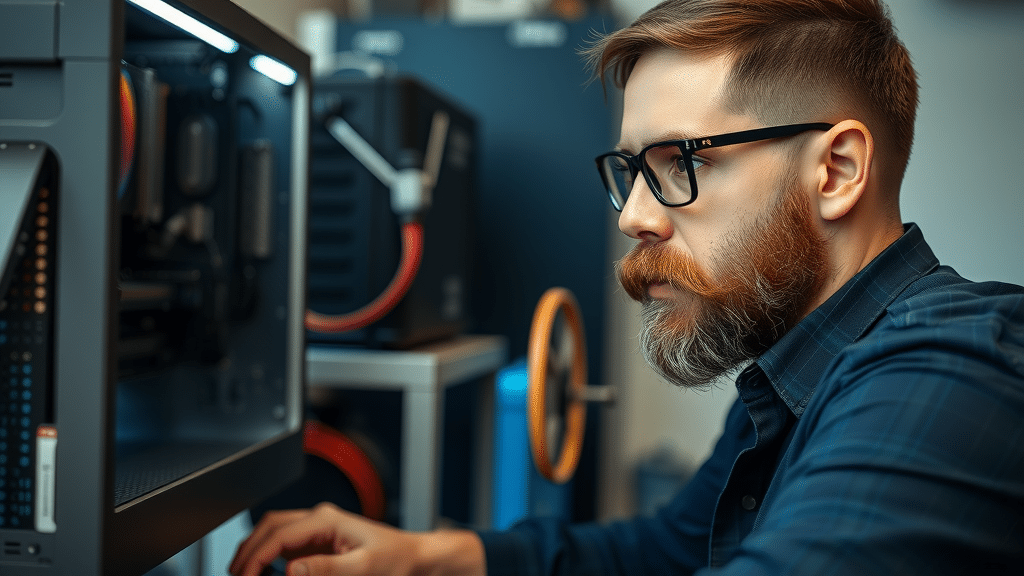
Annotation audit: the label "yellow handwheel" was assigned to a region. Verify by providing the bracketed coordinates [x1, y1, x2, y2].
[528, 287, 588, 484]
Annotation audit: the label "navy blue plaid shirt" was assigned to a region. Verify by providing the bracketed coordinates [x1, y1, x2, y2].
[480, 224, 1024, 575]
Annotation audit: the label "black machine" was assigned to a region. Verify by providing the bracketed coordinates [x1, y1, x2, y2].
[0, 1, 309, 574]
[306, 74, 478, 349]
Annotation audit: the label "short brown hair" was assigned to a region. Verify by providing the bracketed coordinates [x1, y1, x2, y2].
[584, 0, 918, 188]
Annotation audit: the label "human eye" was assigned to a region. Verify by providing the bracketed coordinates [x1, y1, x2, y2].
[616, 163, 635, 187]
[669, 154, 710, 178]
[670, 155, 688, 176]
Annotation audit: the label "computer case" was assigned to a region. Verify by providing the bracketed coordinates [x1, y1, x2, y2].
[306, 74, 476, 349]
[0, 1, 309, 574]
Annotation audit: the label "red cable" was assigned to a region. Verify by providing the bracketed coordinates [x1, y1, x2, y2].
[305, 221, 424, 333]
[303, 420, 387, 522]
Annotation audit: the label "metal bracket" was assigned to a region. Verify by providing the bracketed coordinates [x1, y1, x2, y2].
[325, 110, 449, 218]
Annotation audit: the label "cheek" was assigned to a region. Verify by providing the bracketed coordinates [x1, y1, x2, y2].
[735, 155, 783, 203]
[672, 204, 758, 267]
[674, 171, 785, 267]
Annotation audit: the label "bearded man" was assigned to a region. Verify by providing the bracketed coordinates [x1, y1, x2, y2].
[230, 1, 1024, 575]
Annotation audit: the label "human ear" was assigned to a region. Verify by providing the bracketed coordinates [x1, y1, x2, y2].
[814, 120, 873, 221]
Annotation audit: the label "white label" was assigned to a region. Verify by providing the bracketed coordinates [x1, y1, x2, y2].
[352, 30, 404, 56]
[35, 425, 57, 533]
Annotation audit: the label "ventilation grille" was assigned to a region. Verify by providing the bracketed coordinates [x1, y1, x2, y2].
[0, 172, 57, 532]
[306, 122, 367, 313]
[0, 72, 12, 88]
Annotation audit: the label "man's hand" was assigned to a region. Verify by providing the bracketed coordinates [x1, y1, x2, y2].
[229, 502, 486, 576]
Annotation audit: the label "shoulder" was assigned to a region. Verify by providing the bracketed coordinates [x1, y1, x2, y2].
[839, 266, 1024, 382]
[801, 267, 1024, 434]
[886, 265, 1024, 330]
[770, 274, 1024, 574]
[790, 269, 1024, 495]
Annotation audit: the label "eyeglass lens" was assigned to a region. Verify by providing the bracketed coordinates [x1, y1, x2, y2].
[644, 145, 694, 205]
[599, 155, 634, 210]
[599, 144, 695, 210]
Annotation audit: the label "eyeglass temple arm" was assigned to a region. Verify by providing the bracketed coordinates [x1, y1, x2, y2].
[689, 122, 835, 151]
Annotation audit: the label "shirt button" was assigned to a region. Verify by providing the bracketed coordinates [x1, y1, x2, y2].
[741, 495, 757, 511]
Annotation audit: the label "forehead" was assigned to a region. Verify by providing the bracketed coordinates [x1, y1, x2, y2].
[619, 49, 741, 151]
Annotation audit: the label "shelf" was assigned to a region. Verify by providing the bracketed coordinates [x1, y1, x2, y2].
[307, 334, 508, 391]
[305, 334, 509, 530]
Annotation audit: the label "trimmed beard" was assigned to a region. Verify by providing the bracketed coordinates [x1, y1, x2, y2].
[616, 178, 830, 390]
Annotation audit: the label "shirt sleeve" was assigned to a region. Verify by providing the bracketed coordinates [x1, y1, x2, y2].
[478, 397, 754, 576]
[701, 299, 1024, 575]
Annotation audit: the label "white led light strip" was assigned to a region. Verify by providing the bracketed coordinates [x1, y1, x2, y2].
[127, 0, 239, 53]
[250, 55, 298, 86]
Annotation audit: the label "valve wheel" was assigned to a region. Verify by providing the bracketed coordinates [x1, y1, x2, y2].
[527, 287, 587, 484]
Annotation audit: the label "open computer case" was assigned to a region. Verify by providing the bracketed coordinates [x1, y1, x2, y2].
[0, 0, 309, 574]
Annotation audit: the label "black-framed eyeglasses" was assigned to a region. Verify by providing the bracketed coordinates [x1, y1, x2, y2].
[595, 122, 834, 211]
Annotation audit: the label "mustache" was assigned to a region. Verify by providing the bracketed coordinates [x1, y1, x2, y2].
[616, 242, 728, 302]
[615, 185, 824, 306]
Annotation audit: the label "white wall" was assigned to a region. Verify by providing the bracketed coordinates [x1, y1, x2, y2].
[597, 0, 1024, 520]
[890, 0, 1024, 287]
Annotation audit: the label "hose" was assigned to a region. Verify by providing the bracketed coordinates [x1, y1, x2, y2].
[305, 220, 424, 333]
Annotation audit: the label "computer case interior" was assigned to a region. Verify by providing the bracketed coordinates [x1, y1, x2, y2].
[0, 1, 309, 574]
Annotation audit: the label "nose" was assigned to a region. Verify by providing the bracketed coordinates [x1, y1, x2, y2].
[617, 177, 673, 242]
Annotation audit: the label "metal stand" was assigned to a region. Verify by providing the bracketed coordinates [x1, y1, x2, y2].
[306, 335, 508, 531]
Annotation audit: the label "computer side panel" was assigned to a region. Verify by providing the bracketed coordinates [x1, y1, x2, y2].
[0, 1, 310, 574]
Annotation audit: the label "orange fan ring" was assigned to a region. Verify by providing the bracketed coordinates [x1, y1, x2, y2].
[527, 287, 587, 485]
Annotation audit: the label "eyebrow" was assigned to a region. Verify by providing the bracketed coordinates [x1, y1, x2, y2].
[615, 130, 700, 155]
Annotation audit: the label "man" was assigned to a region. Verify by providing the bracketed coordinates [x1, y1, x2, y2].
[230, 1, 1024, 574]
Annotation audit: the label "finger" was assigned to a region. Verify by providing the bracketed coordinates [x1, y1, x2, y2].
[231, 509, 311, 575]
[238, 523, 333, 576]
[288, 551, 370, 576]
[233, 506, 346, 576]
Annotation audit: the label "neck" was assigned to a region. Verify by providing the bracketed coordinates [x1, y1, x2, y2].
[814, 205, 904, 314]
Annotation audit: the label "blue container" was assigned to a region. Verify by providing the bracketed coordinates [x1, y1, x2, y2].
[491, 358, 571, 530]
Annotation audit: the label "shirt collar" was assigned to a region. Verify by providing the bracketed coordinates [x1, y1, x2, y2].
[754, 223, 940, 417]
